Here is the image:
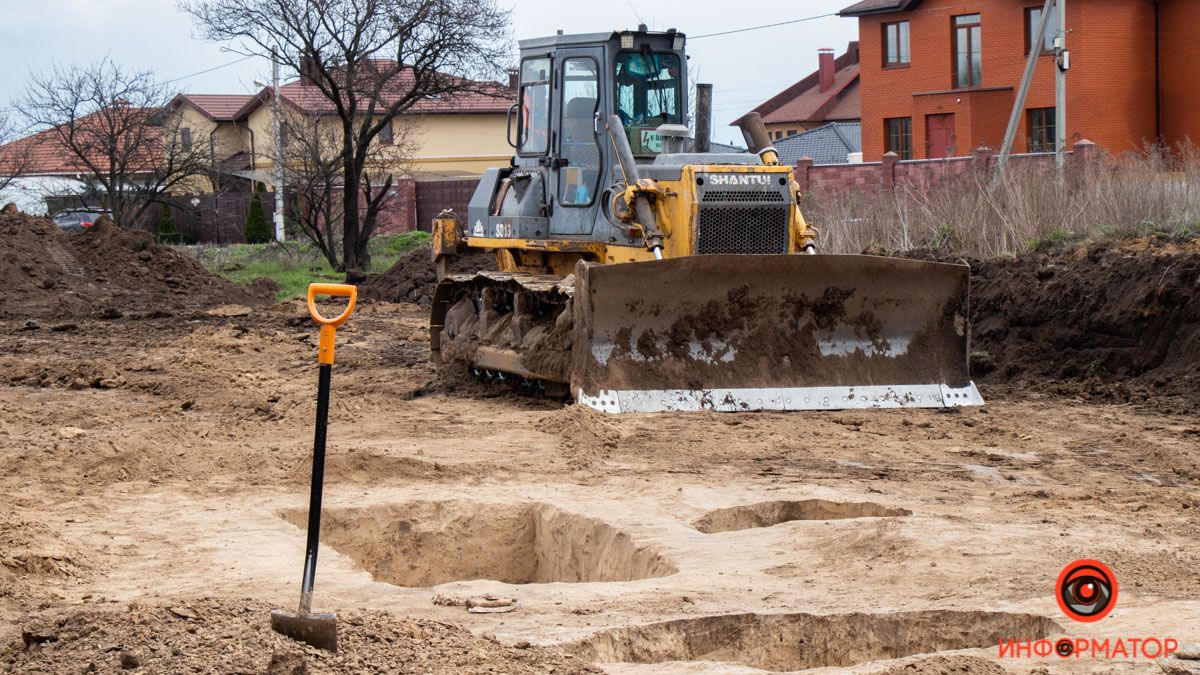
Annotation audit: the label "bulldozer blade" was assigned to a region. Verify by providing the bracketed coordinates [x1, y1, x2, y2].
[570, 255, 982, 413]
[271, 609, 338, 652]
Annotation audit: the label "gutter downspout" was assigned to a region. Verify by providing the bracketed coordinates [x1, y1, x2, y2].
[1154, 0, 1162, 142]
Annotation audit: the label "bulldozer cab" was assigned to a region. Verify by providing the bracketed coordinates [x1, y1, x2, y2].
[511, 29, 688, 236]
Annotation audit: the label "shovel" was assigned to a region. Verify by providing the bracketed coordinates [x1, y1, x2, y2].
[271, 283, 358, 652]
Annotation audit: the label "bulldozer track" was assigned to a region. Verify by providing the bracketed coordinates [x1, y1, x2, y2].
[430, 271, 576, 395]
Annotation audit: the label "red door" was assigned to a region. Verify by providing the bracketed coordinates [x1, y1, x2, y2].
[926, 114, 957, 159]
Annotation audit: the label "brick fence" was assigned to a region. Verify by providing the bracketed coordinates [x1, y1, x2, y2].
[62, 177, 477, 244]
[792, 139, 1103, 194]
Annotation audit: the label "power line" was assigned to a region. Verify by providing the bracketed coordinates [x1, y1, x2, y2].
[161, 55, 258, 85]
[690, 13, 839, 39]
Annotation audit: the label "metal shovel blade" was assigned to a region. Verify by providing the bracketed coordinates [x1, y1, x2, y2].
[570, 255, 982, 412]
[271, 609, 338, 652]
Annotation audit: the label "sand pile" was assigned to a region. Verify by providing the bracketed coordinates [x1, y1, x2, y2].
[0, 211, 269, 320]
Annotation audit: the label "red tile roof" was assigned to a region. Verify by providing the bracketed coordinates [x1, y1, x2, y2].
[734, 43, 861, 128]
[0, 109, 163, 176]
[175, 94, 255, 121]
[235, 62, 515, 119]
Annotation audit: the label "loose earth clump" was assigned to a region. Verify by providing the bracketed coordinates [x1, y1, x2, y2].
[278, 500, 677, 587]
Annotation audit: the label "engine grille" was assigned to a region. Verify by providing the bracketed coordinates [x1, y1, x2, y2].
[696, 187, 790, 255]
[700, 190, 787, 203]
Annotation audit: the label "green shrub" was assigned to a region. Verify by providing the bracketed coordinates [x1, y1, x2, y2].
[244, 191, 272, 244]
[156, 204, 183, 245]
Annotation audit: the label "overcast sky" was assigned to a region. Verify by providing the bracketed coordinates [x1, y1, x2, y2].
[0, 0, 858, 145]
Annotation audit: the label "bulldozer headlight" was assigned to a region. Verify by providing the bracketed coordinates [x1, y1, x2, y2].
[621, 33, 635, 49]
[673, 35, 685, 51]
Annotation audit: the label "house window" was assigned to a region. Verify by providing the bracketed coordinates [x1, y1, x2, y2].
[280, 121, 290, 147]
[1026, 7, 1057, 54]
[883, 21, 911, 66]
[1028, 107, 1056, 152]
[885, 117, 913, 160]
[181, 127, 193, 151]
[379, 121, 393, 145]
[953, 14, 982, 88]
[787, 129, 798, 137]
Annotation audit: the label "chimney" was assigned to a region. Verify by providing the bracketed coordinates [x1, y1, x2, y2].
[299, 55, 319, 86]
[506, 67, 519, 90]
[818, 48, 836, 93]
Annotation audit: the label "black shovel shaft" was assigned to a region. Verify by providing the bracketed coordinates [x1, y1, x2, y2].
[299, 362, 332, 613]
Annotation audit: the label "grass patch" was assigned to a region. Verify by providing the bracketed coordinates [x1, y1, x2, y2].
[180, 231, 431, 300]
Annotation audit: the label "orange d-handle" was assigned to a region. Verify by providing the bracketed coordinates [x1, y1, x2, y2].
[307, 283, 358, 365]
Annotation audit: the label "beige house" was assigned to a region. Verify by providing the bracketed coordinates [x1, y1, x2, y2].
[172, 67, 515, 191]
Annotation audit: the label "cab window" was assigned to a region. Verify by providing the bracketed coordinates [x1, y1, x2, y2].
[518, 58, 550, 155]
[559, 58, 600, 206]
[614, 51, 683, 155]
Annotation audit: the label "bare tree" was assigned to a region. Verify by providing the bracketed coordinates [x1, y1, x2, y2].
[180, 0, 510, 271]
[18, 58, 214, 227]
[0, 113, 36, 194]
[282, 107, 417, 270]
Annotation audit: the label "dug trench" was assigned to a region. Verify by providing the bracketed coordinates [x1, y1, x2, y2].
[691, 499, 912, 534]
[565, 610, 1060, 671]
[278, 500, 678, 586]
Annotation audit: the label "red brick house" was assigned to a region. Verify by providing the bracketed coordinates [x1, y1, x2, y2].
[734, 43, 861, 142]
[840, 0, 1200, 161]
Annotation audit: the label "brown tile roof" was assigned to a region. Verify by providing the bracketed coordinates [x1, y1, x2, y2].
[761, 66, 860, 125]
[235, 62, 515, 120]
[175, 94, 255, 121]
[839, 0, 923, 16]
[733, 43, 861, 128]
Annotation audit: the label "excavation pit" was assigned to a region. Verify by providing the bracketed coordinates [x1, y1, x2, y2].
[567, 610, 1058, 671]
[279, 500, 677, 587]
[692, 499, 912, 534]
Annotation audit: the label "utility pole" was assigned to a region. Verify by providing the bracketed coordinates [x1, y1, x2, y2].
[997, 0, 1054, 179]
[271, 49, 286, 242]
[1055, 0, 1068, 172]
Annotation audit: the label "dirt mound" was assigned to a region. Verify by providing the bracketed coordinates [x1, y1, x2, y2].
[898, 237, 1200, 411]
[0, 212, 269, 320]
[538, 405, 622, 466]
[2, 599, 598, 674]
[359, 244, 494, 307]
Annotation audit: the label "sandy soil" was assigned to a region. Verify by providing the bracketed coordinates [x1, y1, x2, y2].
[1, 295, 1198, 673]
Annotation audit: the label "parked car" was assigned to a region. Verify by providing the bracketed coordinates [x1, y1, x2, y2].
[52, 208, 110, 233]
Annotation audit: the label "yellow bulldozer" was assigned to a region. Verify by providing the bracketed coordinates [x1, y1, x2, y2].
[430, 27, 982, 413]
